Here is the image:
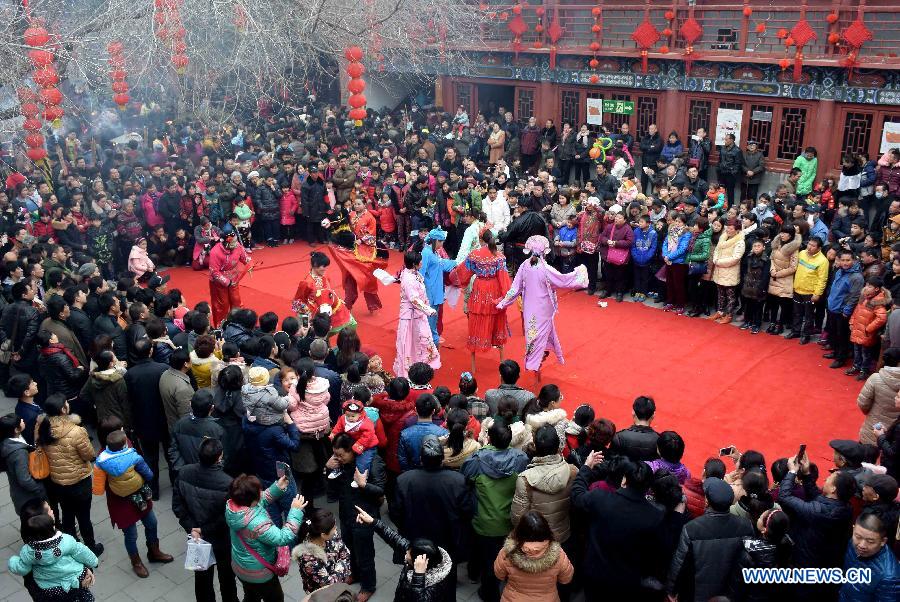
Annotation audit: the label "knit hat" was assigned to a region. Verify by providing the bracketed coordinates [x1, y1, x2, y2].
[703, 477, 734, 510]
[77, 263, 97, 278]
[248, 366, 270, 387]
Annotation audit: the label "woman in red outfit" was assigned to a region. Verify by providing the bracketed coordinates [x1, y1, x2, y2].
[292, 251, 356, 337]
[450, 229, 511, 373]
[326, 198, 386, 313]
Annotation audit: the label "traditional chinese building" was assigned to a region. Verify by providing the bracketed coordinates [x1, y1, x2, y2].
[391, 0, 900, 175]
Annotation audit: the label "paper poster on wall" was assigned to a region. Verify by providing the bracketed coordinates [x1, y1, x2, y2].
[881, 121, 900, 153]
[715, 108, 743, 145]
[586, 97, 603, 125]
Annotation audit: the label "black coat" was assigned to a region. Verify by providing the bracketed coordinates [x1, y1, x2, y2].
[301, 176, 327, 222]
[395, 467, 476, 561]
[571, 466, 666, 593]
[171, 462, 233, 546]
[125, 321, 148, 368]
[610, 425, 660, 462]
[67, 307, 93, 354]
[777, 472, 851, 569]
[0, 300, 41, 371]
[640, 132, 663, 166]
[158, 191, 183, 226]
[168, 416, 225, 471]
[253, 184, 279, 221]
[328, 453, 386, 527]
[372, 519, 456, 602]
[93, 314, 127, 360]
[124, 358, 169, 441]
[718, 143, 744, 177]
[38, 349, 85, 400]
[666, 509, 755, 601]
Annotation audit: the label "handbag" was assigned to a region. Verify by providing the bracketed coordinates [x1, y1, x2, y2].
[237, 530, 290, 577]
[688, 262, 708, 276]
[28, 446, 50, 479]
[605, 226, 629, 266]
[655, 265, 668, 283]
[579, 240, 597, 254]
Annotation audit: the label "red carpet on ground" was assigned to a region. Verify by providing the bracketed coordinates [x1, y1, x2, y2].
[167, 241, 862, 473]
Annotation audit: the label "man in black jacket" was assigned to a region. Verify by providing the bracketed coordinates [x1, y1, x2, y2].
[169, 390, 225, 471]
[125, 337, 171, 499]
[611, 395, 660, 462]
[572, 456, 665, 601]
[158, 180, 184, 236]
[717, 133, 744, 206]
[0, 282, 42, 375]
[327, 433, 386, 601]
[301, 166, 327, 245]
[395, 435, 475, 566]
[172, 438, 237, 602]
[63, 285, 93, 353]
[639, 124, 663, 194]
[253, 174, 280, 247]
[92, 293, 127, 360]
[124, 301, 149, 368]
[666, 477, 755, 602]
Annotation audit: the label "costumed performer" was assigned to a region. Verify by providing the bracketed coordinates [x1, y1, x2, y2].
[502, 203, 551, 275]
[496, 235, 588, 380]
[325, 197, 386, 313]
[450, 229, 511, 373]
[291, 251, 356, 337]
[208, 231, 252, 327]
[394, 250, 440, 378]
[420, 227, 460, 346]
[192, 216, 222, 270]
[454, 209, 485, 263]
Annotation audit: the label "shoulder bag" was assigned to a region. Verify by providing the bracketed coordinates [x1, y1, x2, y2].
[29, 446, 50, 479]
[606, 226, 630, 266]
[237, 529, 290, 577]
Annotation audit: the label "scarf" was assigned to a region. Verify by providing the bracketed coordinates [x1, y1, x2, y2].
[40, 343, 81, 368]
[666, 223, 685, 250]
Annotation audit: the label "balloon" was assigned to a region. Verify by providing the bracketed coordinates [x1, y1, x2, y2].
[347, 79, 366, 94]
[26, 147, 47, 162]
[39, 87, 62, 106]
[33, 67, 59, 88]
[346, 62, 365, 78]
[20, 102, 40, 118]
[589, 146, 602, 160]
[348, 94, 366, 109]
[25, 133, 45, 148]
[24, 25, 49, 48]
[23, 118, 42, 132]
[344, 46, 363, 62]
[591, 137, 613, 164]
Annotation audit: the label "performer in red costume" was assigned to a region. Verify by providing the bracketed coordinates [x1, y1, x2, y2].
[292, 251, 357, 336]
[325, 197, 387, 313]
[208, 231, 252, 326]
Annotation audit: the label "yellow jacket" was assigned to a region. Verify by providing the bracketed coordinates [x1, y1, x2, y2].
[793, 250, 829, 296]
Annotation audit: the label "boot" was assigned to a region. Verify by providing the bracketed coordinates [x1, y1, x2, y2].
[147, 541, 174, 564]
[708, 311, 723, 321]
[130, 553, 149, 578]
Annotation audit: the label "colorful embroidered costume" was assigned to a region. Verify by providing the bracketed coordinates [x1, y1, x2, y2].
[450, 246, 511, 352]
[327, 209, 386, 312]
[292, 270, 356, 335]
[393, 268, 440, 378]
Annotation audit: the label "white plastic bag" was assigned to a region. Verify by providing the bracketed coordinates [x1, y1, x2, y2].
[184, 537, 216, 571]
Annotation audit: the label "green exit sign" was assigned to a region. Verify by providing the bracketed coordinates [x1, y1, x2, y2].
[602, 99, 634, 115]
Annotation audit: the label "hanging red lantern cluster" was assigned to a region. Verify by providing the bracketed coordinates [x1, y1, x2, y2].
[507, 1, 527, 58]
[23, 18, 62, 162]
[344, 47, 367, 124]
[107, 41, 130, 110]
[588, 2, 602, 73]
[18, 87, 45, 161]
[788, 10, 817, 81]
[679, 11, 703, 76]
[631, 11, 661, 73]
[155, 0, 189, 74]
[533, 6, 545, 49]
[840, 8, 873, 78]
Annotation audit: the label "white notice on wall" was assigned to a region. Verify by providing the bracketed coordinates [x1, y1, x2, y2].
[715, 108, 743, 146]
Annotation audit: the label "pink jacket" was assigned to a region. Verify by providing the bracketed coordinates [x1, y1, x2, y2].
[280, 190, 299, 226]
[288, 377, 331, 435]
[876, 152, 900, 196]
[141, 192, 165, 228]
[128, 245, 154, 279]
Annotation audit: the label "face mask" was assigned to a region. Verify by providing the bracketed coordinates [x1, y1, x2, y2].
[757, 203, 767, 211]
[875, 192, 885, 199]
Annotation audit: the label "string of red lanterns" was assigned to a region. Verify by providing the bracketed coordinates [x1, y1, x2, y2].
[154, 0, 189, 74]
[107, 41, 130, 110]
[345, 47, 367, 125]
[22, 18, 63, 162]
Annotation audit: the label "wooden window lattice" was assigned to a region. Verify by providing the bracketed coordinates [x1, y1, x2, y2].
[561, 90, 580, 129]
[748, 104, 774, 157]
[636, 96, 658, 139]
[777, 107, 808, 161]
[516, 89, 535, 126]
[689, 99, 713, 136]
[841, 112, 874, 159]
[455, 83, 473, 120]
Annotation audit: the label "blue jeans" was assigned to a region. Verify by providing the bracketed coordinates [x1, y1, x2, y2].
[356, 447, 376, 474]
[853, 343, 875, 372]
[262, 477, 296, 528]
[123, 509, 158, 555]
[261, 218, 279, 243]
[427, 303, 441, 345]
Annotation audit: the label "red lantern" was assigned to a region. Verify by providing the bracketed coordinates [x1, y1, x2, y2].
[39, 87, 62, 106]
[107, 41, 124, 55]
[591, 24, 601, 33]
[348, 108, 367, 121]
[589, 58, 599, 68]
[17, 87, 37, 102]
[826, 13, 838, 24]
[347, 62, 365, 78]
[156, 27, 169, 40]
[42, 105, 64, 122]
[347, 79, 366, 94]
[778, 58, 791, 70]
[828, 32, 840, 44]
[25, 133, 44, 148]
[535, 24, 543, 33]
[589, 41, 600, 52]
[22, 118, 42, 132]
[26, 147, 47, 162]
[662, 28, 672, 37]
[533, 40, 543, 48]
[171, 27, 186, 40]
[28, 49, 54, 66]
[20, 102, 40, 118]
[109, 69, 127, 81]
[348, 94, 367, 109]
[511, 4, 522, 15]
[344, 46, 364, 62]
[171, 53, 189, 72]
[660, 45, 670, 53]
[535, 7, 545, 17]
[755, 23, 766, 34]
[592, 7, 602, 17]
[113, 93, 130, 108]
[776, 28, 788, 39]
[24, 25, 50, 48]
[589, 74, 599, 84]
[785, 36, 795, 47]
[112, 81, 129, 94]
[154, 12, 166, 25]
[108, 55, 125, 68]
[742, 7, 752, 17]
[172, 40, 187, 54]
[664, 11, 675, 21]
[33, 67, 59, 88]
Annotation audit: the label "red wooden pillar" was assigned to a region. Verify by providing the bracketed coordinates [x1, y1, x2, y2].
[810, 100, 835, 169]
[539, 80, 554, 123]
[660, 89, 684, 135]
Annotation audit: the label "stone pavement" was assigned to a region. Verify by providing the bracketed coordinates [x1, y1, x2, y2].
[0, 394, 488, 601]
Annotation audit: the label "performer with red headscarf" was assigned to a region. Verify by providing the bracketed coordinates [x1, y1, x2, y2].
[325, 197, 387, 313]
[208, 231, 252, 326]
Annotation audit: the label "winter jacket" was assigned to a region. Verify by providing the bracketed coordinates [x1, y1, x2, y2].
[34, 414, 95, 486]
[38, 348, 85, 401]
[732, 536, 793, 602]
[631, 226, 658, 266]
[92, 313, 126, 360]
[768, 233, 801, 298]
[667, 508, 755, 601]
[712, 231, 745, 287]
[141, 191, 164, 228]
[839, 540, 900, 601]
[222, 321, 253, 351]
[524, 409, 569, 452]
[301, 176, 327, 223]
[172, 462, 233, 547]
[279, 190, 299, 226]
[127, 245, 154, 279]
[831, 210, 868, 243]
[372, 519, 456, 602]
[778, 472, 851, 569]
[689, 137, 712, 171]
[159, 367, 194, 432]
[94, 446, 152, 497]
[828, 262, 865, 316]
[611, 425, 660, 462]
[662, 230, 692, 265]
[226, 482, 303, 584]
[494, 538, 574, 602]
[125, 358, 168, 441]
[287, 377, 331, 435]
[742, 149, 766, 185]
[661, 136, 684, 164]
[253, 184, 280, 221]
[292, 536, 352, 594]
[398, 421, 449, 471]
[169, 415, 225, 470]
[1, 437, 45, 514]
[190, 352, 224, 390]
[370, 394, 416, 473]
[0, 299, 41, 371]
[8, 531, 98, 592]
[243, 420, 300, 483]
[461, 445, 530, 537]
[717, 143, 743, 176]
[794, 250, 830, 296]
[40, 317, 88, 369]
[857, 366, 900, 445]
[850, 289, 890, 347]
[241, 383, 289, 427]
[741, 253, 771, 301]
[640, 132, 663, 165]
[511, 454, 577, 543]
[479, 417, 532, 451]
[598, 222, 634, 262]
[685, 228, 712, 265]
[394, 466, 476, 560]
[793, 154, 818, 196]
[80, 368, 131, 429]
[876, 152, 900, 196]
[67, 307, 93, 354]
